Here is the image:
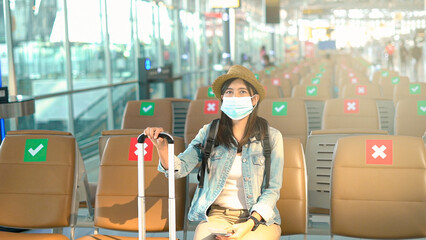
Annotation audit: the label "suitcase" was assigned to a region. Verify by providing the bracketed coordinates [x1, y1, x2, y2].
[137, 132, 177, 240]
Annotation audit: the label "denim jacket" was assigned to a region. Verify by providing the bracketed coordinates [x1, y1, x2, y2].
[158, 122, 284, 225]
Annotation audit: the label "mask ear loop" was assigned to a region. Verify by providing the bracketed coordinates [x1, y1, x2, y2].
[251, 94, 259, 108]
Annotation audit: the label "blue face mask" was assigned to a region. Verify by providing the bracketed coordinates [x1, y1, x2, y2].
[221, 96, 257, 120]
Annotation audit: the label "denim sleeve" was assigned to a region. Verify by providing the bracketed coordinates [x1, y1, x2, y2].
[250, 127, 284, 225]
[158, 124, 209, 178]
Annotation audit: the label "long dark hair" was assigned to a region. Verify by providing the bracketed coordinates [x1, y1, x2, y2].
[215, 78, 268, 151]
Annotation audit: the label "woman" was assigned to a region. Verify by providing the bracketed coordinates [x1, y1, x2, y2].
[144, 65, 284, 240]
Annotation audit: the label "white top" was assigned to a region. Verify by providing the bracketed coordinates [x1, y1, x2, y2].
[213, 155, 248, 209]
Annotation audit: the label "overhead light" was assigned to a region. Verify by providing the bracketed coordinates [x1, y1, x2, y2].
[333, 9, 347, 18]
[348, 9, 364, 19]
[368, 9, 384, 19]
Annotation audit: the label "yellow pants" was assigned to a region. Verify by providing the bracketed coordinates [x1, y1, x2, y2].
[193, 205, 281, 240]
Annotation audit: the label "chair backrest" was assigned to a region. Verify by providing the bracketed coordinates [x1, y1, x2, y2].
[291, 84, 332, 100]
[121, 98, 190, 137]
[277, 138, 307, 235]
[300, 74, 331, 86]
[394, 98, 426, 137]
[194, 86, 216, 100]
[184, 99, 221, 145]
[322, 98, 380, 130]
[263, 85, 284, 98]
[393, 82, 426, 104]
[262, 77, 292, 97]
[372, 69, 398, 84]
[0, 130, 79, 229]
[379, 75, 409, 99]
[95, 133, 186, 232]
[341, 82, 382, 99]
[331, 135, 426, 238]
[258, 98, 308, 148]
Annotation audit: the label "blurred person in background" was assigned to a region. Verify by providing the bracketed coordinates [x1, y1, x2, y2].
[411, 41, 423, 82]
[399, 41, 409, 75]
[385, 41, 395, 70]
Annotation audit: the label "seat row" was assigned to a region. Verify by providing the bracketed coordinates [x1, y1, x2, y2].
[1, 130, 425, 239]
[0, 130, 307, 239]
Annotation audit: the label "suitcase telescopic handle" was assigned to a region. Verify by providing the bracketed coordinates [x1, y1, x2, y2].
[138, 132, 174, 144]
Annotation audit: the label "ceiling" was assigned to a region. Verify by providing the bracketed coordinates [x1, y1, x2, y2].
[281, 0, 425, 11]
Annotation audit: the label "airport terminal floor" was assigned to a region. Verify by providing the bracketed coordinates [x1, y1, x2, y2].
[0, 0, 426, 239]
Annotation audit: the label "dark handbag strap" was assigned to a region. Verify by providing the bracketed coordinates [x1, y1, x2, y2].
[197, 118, 220, 188]
[262, 127, 271, 189]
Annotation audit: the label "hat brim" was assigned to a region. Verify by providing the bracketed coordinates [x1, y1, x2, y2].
[212, 73, 265, 101]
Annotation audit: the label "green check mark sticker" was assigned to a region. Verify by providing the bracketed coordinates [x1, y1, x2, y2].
[316, 73, 323, 78]
[272, 102, 287, 116]
[381, 71, 389, 77]
[24, 139, 48, 162]
[140, 102, 155, 116]
[306, 86, 318, 96]
[311, 78, 320, 84]
[207, 87, 215, 97]
[409, 84, 421, 95]
[391, 77, 400, 84]
[418, 101, 426, 116]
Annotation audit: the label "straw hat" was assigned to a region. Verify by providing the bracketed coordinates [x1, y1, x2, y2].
[212, 65, 265, 101]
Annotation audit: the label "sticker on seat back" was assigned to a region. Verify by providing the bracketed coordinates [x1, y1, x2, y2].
[418, 100, 426, 116]
[24, 139, 48, 162]
[306, 86, 317, 96]
[207, 87, 215, 97]
[409, 84, 421, 95]
[366, 139, 393, 165]
[129, 137, 153, 161]
[344, 99, 359, 113]
[356, 85, 367, 95]
[204, 100, 219, 114]
[272, 102, 287, 116]
[140, 102, 155, 116]
[272, 78, 280, 86]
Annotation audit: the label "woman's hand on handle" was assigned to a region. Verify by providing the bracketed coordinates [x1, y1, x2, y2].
[143, 127, 169, 169]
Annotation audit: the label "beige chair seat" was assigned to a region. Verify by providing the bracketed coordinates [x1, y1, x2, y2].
[78, 235, 171, 240]
[0, 232, 69, 240]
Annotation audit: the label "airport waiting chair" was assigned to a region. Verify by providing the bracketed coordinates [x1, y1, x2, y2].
[372, 69, 398, 84]
[258, 98, 308, 149]
[278, 138, 307, 237]
[305, 98, 387, 213]
[394, 98, 426, 137]
[262, 76, 292, 97]
[281, 71, 300, 87]
[393, 82, 426, 105]
[378, 75, 409, 99]
[184, 99, 221, 146]
[121, 98, 191, 138]
[340, 82, 382, 99]
[194, 86, 216, 100]
[263, 84, 284, 98]
[340, 83, 395, 134]
[77, 134, 187, 240]
[330, 135, 426, 239]
[321, 98, 380, 130]
[0, 130, 92, 240]
[291, 84, 332, 133]
[300, 74, 332, 86]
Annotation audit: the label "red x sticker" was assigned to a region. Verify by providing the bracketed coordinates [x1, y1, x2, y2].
[204, 100, 219, 114]
[272, 78, 280, 86]
[351, 77, 358, 84]
[284, 73, 290, 79]
[366, 140, 393, 165]
[344, 99, 359, 113]
[128, 137, 153, 161]
[356, 85, 367, 95]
